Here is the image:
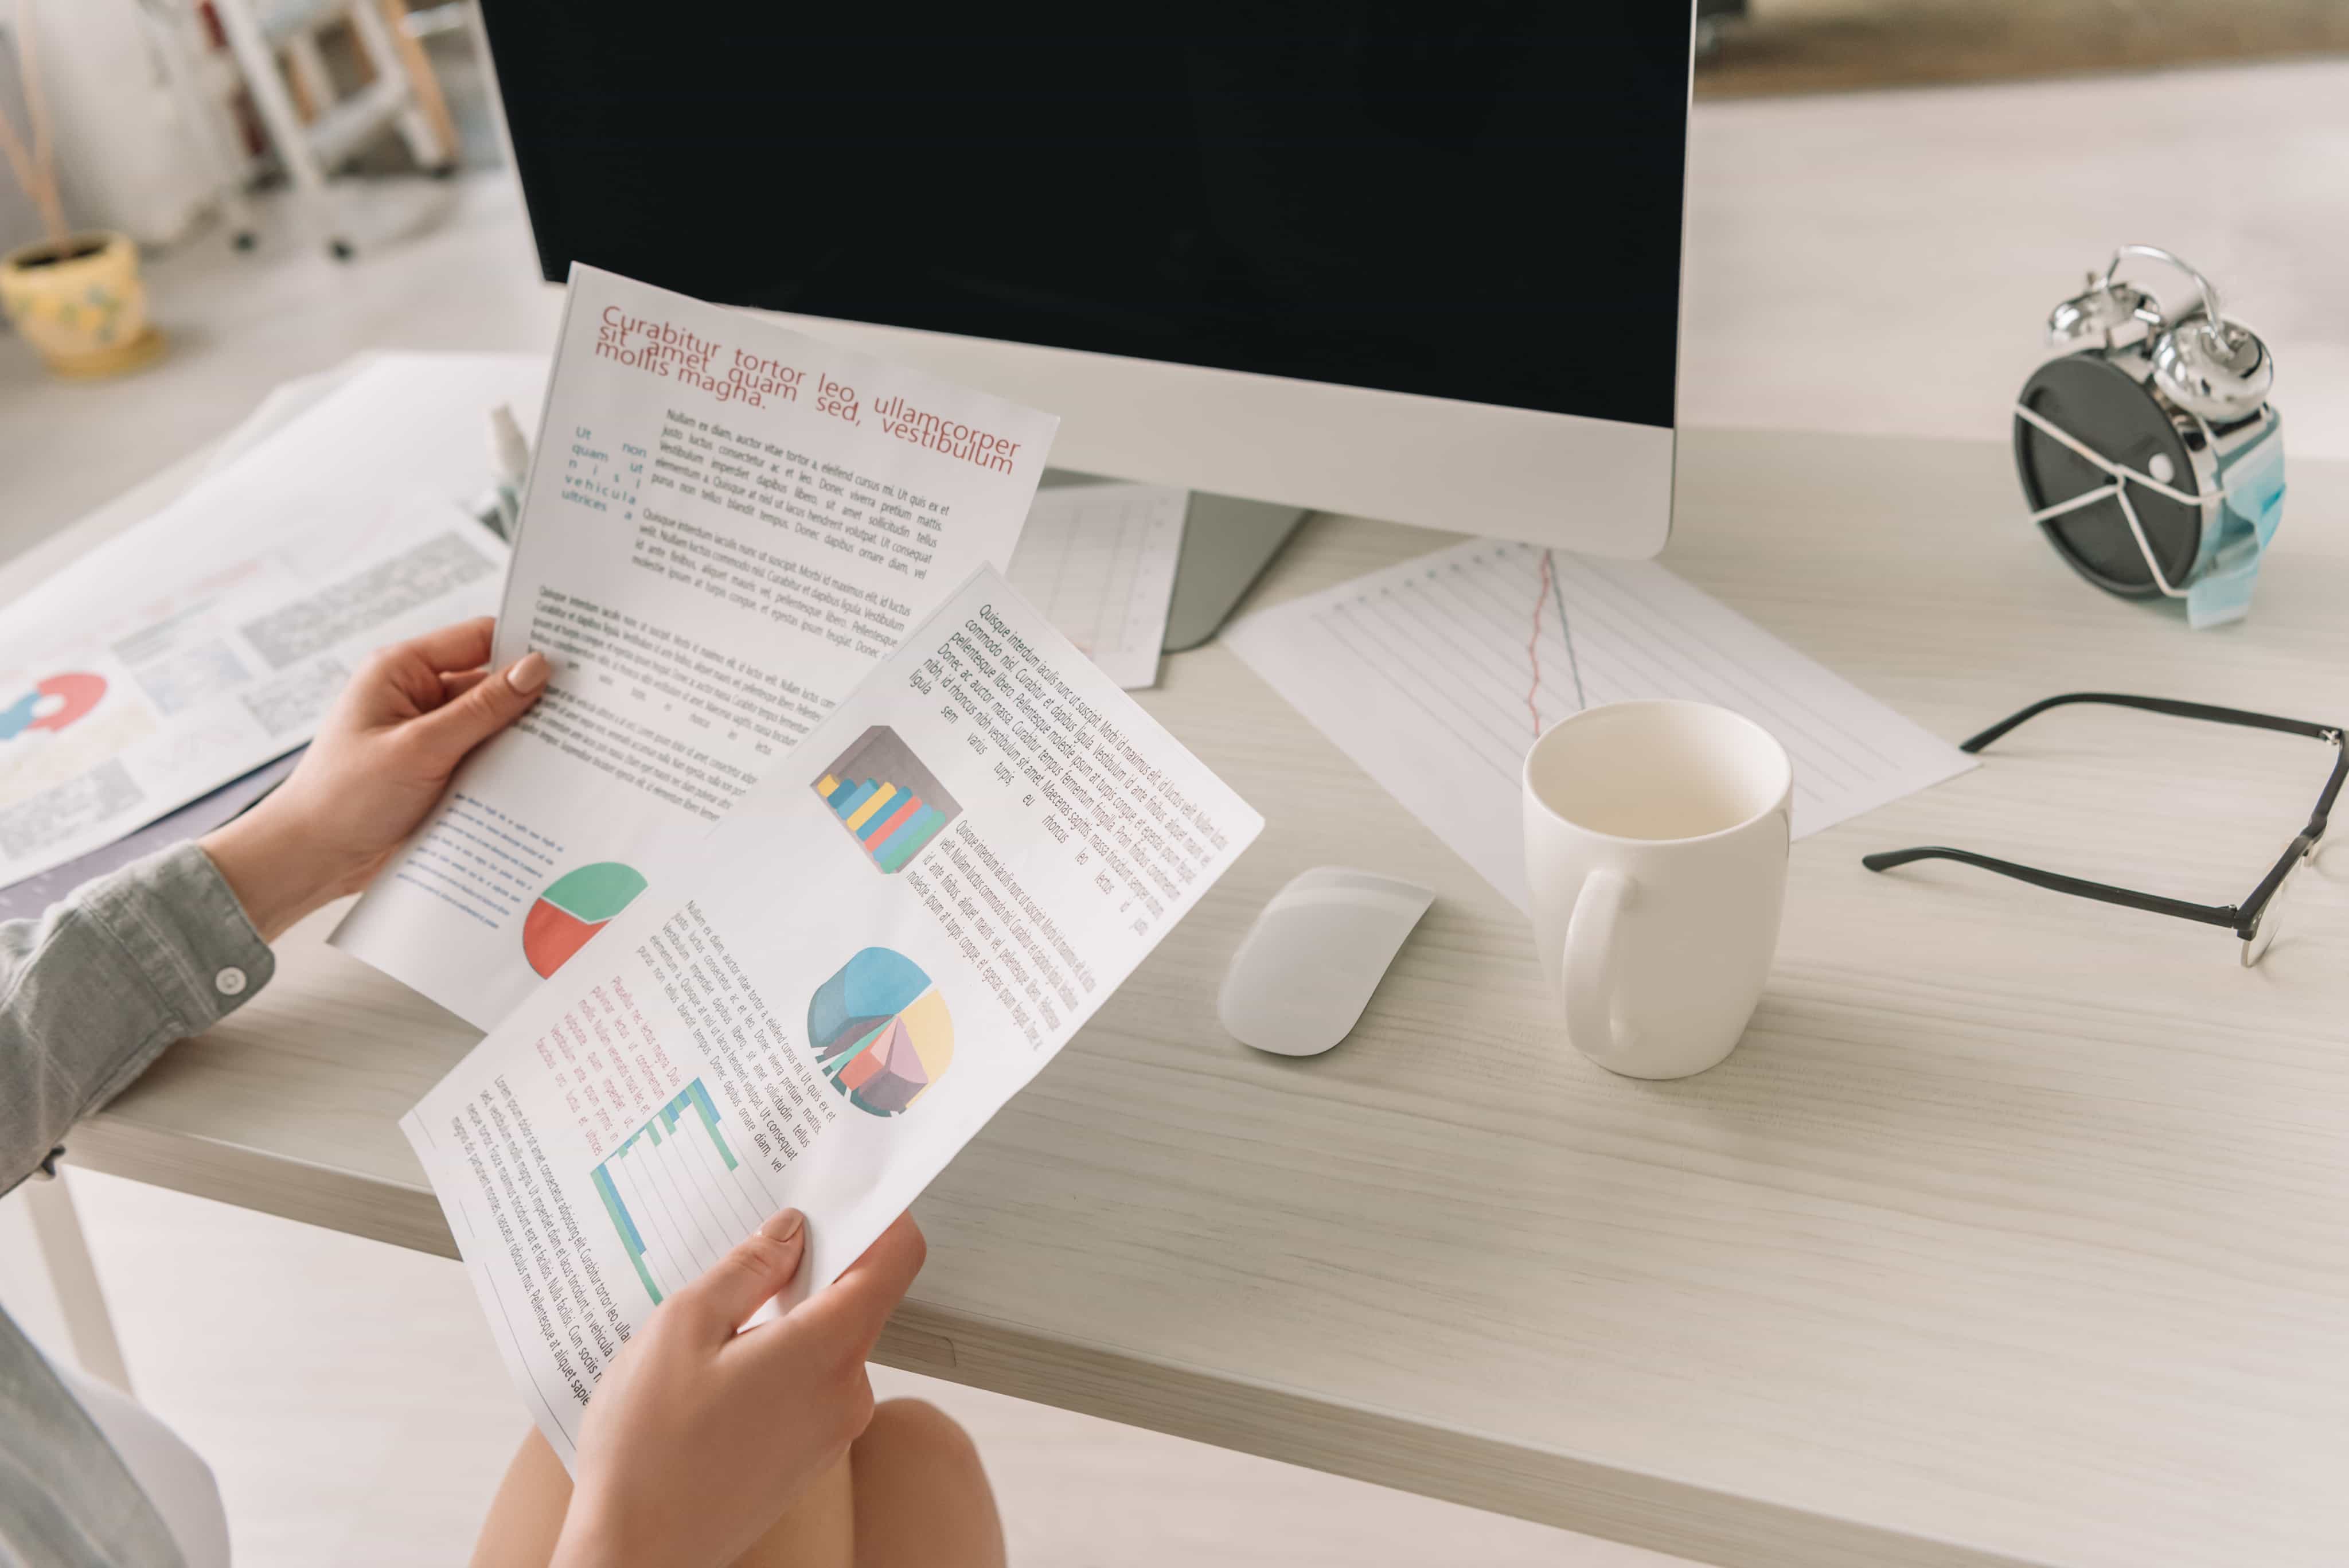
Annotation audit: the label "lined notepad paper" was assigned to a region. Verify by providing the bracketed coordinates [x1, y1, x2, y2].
[1224, 540, 1973, 910]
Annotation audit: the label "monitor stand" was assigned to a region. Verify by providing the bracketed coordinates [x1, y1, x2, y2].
[1039, 470, 1309, 654]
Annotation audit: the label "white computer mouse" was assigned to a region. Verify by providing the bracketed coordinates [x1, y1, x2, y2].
[1218, 866, 1434, 1056]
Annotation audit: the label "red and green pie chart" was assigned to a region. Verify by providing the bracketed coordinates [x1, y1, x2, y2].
[522, 861, 647, 978]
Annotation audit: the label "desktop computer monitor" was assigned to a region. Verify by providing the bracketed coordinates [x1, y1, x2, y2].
[475, 7, 1693, 635]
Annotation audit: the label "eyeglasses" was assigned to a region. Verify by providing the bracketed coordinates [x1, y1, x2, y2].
[1864, 693, 2344, 966]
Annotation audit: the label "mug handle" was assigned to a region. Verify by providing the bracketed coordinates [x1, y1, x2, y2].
[1564, 869, 1633, 1066]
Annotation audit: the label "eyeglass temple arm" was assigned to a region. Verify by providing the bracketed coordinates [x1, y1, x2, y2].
[1961, 692, 2339, 754]
[1858, 846, 2241, 928]
[1968, 692, 2346, 841]
[1870, 699, 2343, 936]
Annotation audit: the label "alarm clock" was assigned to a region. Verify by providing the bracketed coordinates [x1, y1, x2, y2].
[2012, 245, 2285, 629]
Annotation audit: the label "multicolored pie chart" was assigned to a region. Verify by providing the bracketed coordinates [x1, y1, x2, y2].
[806, 947, 954, 1117]
[522, 861, 647, 978]
[0, 672, 106, 740]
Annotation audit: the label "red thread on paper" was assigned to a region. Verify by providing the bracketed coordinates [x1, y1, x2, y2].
[1525, 549, 1554, 738]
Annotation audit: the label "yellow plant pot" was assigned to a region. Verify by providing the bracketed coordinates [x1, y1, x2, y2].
[0, 230, 164, 379]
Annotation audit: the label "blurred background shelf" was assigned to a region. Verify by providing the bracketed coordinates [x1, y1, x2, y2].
[1696, 0, 2349, 97]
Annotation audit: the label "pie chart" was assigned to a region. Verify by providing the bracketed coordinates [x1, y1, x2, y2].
[805, 947, 954, 1117]
[0, 672, 106, 740]
[522, 861, 647, 978]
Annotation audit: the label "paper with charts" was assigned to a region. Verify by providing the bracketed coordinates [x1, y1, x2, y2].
[331, 265, 1062, 1028]
[1006, 481, 1187, 688]
[401, 567, 1262, 1466]
[1224, 540, 1973, 911]
[0, 353, 545, 889]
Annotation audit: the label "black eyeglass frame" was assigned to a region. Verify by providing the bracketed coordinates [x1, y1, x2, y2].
[1863, 693, 2346, 947]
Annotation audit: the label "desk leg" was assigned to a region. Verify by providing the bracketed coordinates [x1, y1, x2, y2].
[24, 1173, 134, 1394]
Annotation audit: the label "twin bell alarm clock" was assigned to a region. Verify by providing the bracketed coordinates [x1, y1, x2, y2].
[2012, 244, 2285, 629]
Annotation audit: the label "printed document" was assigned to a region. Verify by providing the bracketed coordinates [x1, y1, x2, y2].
[401, 566, 1261, 1465]
[333, 267, 1060, 1027]
[0, 354, 545, 887]
[1225, 539, 1975, 910]
[1006, 481, 1187, 688]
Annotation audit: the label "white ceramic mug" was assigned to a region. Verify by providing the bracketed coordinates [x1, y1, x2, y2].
[1522, 700, 1793, 1079]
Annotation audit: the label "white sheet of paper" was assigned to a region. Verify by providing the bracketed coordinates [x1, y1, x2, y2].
[401, 565, 1262, 1466]
[1224, 539, 1976, 911]
[198, 357, 379, 478]
[1005, 482, 1187, 688]
[332, 266, 1062, 1028]
[0, 354, 547, 886]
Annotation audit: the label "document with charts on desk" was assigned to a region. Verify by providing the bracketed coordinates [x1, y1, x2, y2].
[0, 353, 546, 890]
[401, 566, 1262, 1468]
[1006, 481, 1187, 688]
[333, 266, 1062, 1028]
[1224, 539, 1975, 910]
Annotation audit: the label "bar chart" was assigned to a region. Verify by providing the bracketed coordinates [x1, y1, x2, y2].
[590, 1078, 772, 1306]
[811, 724, 961, 873]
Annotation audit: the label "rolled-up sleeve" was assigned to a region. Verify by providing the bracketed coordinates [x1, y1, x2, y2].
[1, 841, 274, 1193]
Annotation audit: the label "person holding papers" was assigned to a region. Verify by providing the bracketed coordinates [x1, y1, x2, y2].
[0, 618, 1005, 1568]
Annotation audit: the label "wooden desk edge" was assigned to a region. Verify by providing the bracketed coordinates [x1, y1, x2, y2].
[65, 1113, 459, 1260]
[65, 1120, 2029, 1568]
[886, 1301, 2027, 1568]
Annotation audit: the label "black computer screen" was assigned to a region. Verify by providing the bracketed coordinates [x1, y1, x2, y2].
[481, 5, 1689, 430]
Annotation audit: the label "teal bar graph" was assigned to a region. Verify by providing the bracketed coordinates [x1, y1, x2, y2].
[591, 1077, 763, 1305]
[874, 807, 943, 871]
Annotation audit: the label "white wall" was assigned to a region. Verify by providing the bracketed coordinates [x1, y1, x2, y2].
[0, 1, 214, 247]
[0, 22, 66, 253]
[1679, 58, 2349, 458]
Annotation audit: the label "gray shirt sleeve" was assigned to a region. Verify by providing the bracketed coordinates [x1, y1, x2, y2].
[1, 841, 274, 1194]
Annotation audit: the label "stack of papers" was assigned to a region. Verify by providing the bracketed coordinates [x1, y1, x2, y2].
[0, 354, 549, 891]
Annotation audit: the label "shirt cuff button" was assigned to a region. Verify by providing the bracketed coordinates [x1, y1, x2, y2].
[214, 966, 248, 997]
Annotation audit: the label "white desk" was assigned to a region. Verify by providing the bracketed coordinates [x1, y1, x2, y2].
[29, 431, 2348, 1568]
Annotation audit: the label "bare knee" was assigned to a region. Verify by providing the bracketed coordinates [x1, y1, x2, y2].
[857, 1398, 981, 1472]
[849, 1398, 1004, 1568]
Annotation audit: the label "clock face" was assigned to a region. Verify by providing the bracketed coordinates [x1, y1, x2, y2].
[2015, 353, 2203, 596]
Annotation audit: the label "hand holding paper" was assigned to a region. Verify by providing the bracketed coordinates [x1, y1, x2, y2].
[552, 1211, 926, 1568]
[333, 267, 1062, 1028]
[0, 354, 545, 890]
[403, 565, 1262, 1465]
[202, 618, 550, 939]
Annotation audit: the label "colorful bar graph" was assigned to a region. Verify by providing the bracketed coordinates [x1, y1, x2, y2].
[591, 1078, 768, 1306]
[875, 807, 943, 871]
[811, 729, 960, 876]
[867, 794, 923, 845]
[844, 781, 898, 832]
